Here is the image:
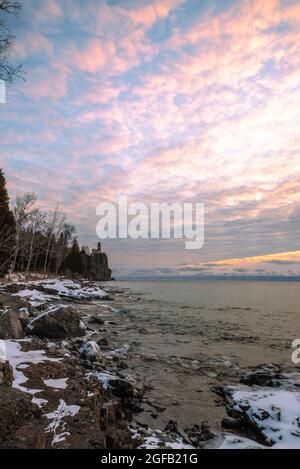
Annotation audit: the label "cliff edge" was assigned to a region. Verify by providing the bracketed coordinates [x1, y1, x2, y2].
[81, 243, 112, 281]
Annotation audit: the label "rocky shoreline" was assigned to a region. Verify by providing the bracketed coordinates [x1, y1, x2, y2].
[1, 277, 300, 449]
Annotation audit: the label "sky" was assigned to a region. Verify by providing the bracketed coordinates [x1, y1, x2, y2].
[0, 0, 300, 279]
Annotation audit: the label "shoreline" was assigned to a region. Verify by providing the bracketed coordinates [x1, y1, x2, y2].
[0, 277, 300, 449]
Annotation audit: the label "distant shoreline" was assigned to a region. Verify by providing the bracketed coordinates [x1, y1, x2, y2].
[116, 276, 300, 282]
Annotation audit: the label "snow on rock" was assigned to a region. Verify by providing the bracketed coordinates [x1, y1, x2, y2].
[219, 434, 265, 449]
[13, 289, 58, 307]
[35, 279, 108, 300]
[27, 305, 86, 340]
[44, 378, 68, 389]
[27, 304, 69, 329]
[92, 370, 116, 390]
[131, 427, 194, 450]
[223, 386, 300, 449]
[5, 340, 61, 403]
[46, 399, 81, 447]
[80, 341, 102, 362]
[92, 370, 134, 403]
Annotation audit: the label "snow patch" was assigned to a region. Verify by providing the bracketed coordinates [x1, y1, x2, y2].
[219, 434, 265, 449]
[13, 289, 58, 307]
[5, 340, 61, 402]
[44, 378, 68, 389]
[46, 399, 80, 447]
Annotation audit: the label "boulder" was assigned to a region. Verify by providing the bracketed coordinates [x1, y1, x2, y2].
[0, 311, 23, 340]
[28, 306, 86, 339]
[16, 309, 29, 329]
[0, 387, 39, 441]
[107, 378, 134, 404]
[0, 361, 13, 386]
[0, 292, 31, 312]
[221, 416, 243, 429]
[80, 341, 102, 363]
[241, 364, 283, 387]
[89, 315, 105, 325]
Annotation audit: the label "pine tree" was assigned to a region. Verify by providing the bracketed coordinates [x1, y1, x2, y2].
[64, 238, 84, 275]
[0, 169, 16, 276]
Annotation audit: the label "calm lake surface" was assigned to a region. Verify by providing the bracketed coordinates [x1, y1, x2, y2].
[102, 280, 300, 431]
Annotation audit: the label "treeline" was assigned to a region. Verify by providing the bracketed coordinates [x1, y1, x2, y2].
[0, 169, 84, 277]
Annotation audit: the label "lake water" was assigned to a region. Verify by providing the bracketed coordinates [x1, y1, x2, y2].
[103, 280, 300, 432]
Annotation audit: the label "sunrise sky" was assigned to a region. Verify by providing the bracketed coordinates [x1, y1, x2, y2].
[1, 0, 300, 278]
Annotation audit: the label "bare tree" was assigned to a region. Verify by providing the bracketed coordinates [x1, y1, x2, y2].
[0, 0, 23, 84]
[43, 206, 65, 273]
[12, 193, 37, 272]
[26, 209, 46, 272]
[0, 223, 15, 273]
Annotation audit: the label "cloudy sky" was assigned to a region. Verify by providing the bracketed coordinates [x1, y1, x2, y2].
[1, 0, 300, 278]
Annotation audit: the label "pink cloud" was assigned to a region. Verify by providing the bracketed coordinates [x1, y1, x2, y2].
[116, 0, 184, 28]
[13, 32, 54, 60]
[65, 38, 114, 73]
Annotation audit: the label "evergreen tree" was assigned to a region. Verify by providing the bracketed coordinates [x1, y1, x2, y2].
[0, 168, 16, 275]
[64, 237, 84, 275]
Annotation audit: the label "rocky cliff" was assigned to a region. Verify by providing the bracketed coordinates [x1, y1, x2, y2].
[81, 244, 112, 281]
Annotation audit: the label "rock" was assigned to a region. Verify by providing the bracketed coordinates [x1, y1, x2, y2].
[28, 306, 86, 339]
[89, 316, 105, 325]
[61, 340, 72, 350]
[0, 362, 13, 386]
[0, 292, 29, 311]
[220, 384, 300, 448]
[107, 378, 134, 404]
[72, 338, 85, 347]
[0, 311, 23, 339]
[0, 386, 40, 441]
[184, 422, 214, 444]
[16, 309, 29, 329]
[97, 338, 108, 347]
[221, 416, 243, 429]
[118, 362, 129, 370]
[80, 341, 102, 363]
[241, 364, 283, 387]
[80, 245, 112, 281]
